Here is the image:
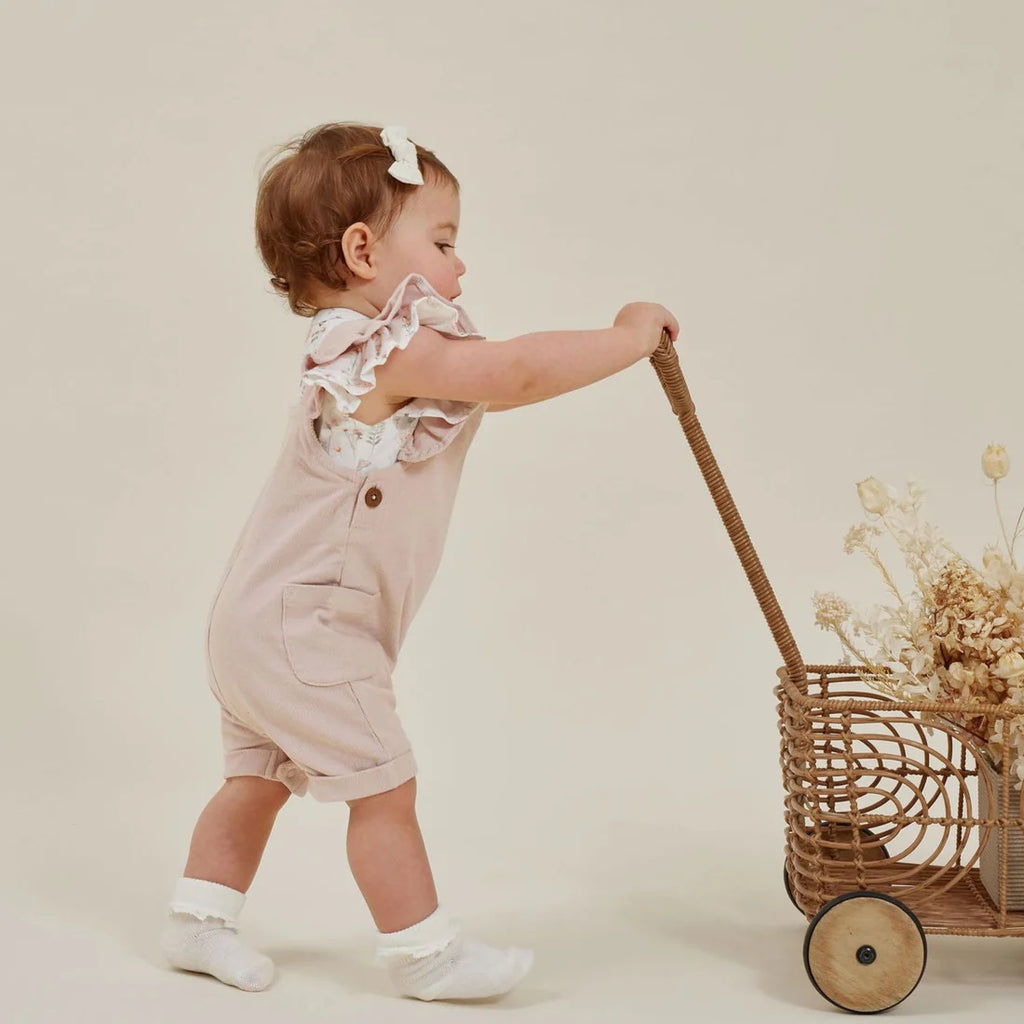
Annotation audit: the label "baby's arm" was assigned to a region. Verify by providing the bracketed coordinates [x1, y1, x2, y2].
[378, 324, 647, 410]
[483, 394, 554, 413]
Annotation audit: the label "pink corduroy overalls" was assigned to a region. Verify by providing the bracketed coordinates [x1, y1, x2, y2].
[203, 274, 488, 802]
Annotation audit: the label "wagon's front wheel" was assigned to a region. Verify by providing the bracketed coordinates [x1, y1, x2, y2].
[803, 891, 926, 1013]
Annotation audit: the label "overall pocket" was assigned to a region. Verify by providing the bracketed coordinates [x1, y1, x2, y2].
[281, 582, 385, 686]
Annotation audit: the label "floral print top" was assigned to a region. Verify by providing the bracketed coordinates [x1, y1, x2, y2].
[299, 272, 486, 475]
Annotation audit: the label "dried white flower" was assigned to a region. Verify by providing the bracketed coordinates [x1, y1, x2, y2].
[983, 444, 1010, 481]
[815, 468, 1024, 783]
[995, 651, 1024, 685]
[857, 477, 894, 515]
[843, 522, 882, 554]
[813, 592, 852, 630]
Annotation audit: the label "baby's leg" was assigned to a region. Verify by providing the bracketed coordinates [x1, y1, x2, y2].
[345, 774, 438, 932]
[346, 777, 533, 1001]
[181, 775, 290, 890]
[160, 776, 290, 992]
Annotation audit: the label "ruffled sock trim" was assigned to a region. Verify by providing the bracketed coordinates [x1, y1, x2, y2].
[375, 905, 460, 961]
[167, 877, 246, 930]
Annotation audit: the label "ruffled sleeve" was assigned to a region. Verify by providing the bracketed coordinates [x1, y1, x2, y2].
[298, 272, 488, 463]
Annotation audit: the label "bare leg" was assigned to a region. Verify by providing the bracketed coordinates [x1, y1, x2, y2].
[161, 775, 291, 992]
[345, 776, 438, 932]
[346, 776, 533, 1001]
[182, 776, 291, 890]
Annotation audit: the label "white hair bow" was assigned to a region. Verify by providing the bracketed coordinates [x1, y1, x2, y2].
[380, 124, 424, 185]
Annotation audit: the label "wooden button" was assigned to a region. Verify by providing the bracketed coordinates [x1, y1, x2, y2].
[365, 486, 382, 507]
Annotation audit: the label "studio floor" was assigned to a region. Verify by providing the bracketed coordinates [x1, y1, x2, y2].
[9, 777, 1024, 1023]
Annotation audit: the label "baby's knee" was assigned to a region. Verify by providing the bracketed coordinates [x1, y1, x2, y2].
[346, 776, 417, 817]
[223, 774, 292, 810]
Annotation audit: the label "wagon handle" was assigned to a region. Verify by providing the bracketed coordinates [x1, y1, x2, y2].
[648, 330, 807, 688]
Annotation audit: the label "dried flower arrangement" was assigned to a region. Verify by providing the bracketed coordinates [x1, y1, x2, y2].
[812, 445, 1024, 782]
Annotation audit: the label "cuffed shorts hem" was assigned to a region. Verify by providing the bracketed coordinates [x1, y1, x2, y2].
[306, 749, 418, 802]
[223, 747, 299, 792]
[223, 746, 417, 803]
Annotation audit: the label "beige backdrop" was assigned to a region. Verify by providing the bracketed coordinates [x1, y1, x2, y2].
[4, 1, 1023, 1020]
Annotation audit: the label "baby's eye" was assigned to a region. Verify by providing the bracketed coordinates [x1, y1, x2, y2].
[437, 243, 454, 251]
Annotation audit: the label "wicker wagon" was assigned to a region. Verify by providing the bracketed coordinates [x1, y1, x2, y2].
[649, 332, 1024, 1014]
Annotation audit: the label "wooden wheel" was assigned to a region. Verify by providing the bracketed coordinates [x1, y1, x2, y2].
[803, 892, 926, 1013]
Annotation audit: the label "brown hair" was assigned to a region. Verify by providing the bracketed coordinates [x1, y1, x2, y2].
[254, 122, 459, 317]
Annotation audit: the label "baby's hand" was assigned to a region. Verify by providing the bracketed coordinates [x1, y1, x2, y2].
[614, 302, 680, 356]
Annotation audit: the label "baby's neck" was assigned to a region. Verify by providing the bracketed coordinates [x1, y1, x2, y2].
[308, 282, 381, 317]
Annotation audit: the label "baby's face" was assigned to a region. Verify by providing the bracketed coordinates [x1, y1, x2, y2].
[384, 180, 465, 302]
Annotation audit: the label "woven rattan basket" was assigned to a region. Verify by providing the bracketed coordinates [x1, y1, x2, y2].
[648, 331, 1024, 1014]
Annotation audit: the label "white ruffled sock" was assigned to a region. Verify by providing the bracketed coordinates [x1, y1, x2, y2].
[375, 905, 533, 1001]
[160, 877, 275, 992]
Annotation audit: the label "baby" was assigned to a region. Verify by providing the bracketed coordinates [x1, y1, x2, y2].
[159, 121, 679, 1001]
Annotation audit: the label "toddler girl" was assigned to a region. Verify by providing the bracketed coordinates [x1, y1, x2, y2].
[158, 121, 679, 1001]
